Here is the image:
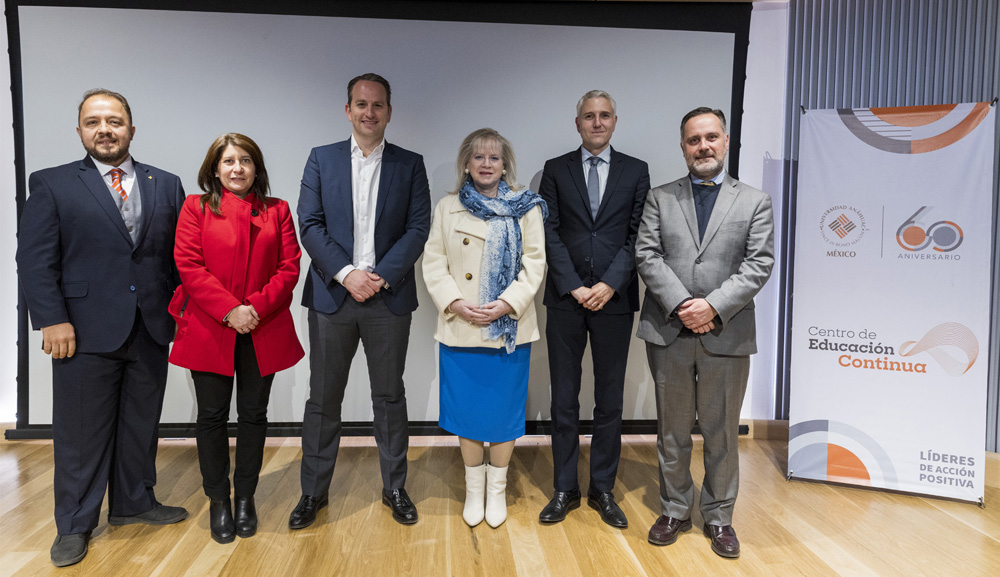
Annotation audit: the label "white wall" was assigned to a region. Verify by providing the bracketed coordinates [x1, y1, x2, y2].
[0, 2, 790, 428]
[738, 1, 789, 419]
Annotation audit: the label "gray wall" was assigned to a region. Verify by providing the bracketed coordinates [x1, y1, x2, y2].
[777, 0, 1000, 450]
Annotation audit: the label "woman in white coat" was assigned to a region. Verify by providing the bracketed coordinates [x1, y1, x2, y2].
[422, 128, 547, 528]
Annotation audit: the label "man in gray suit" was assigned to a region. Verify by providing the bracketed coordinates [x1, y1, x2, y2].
[635, 107, 773, 558]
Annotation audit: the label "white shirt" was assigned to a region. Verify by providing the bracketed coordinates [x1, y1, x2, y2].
[334, 135, 385, 283]
[580, 145, 612, 203]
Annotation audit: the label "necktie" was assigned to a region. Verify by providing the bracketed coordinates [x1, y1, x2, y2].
[587, 157, 601, 218]
[109, 168, 127, 202]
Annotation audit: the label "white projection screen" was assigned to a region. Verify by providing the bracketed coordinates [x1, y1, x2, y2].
[11, 2, 747, 434]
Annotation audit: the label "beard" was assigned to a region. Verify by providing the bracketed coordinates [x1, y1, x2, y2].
[687, 155, 724, 180]
[84, 139, 130, 165]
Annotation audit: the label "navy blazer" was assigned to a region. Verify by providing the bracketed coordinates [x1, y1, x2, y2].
[17, 156, 185, 353]
[297, 139, 431, 316]
[538, 147, 650, 314]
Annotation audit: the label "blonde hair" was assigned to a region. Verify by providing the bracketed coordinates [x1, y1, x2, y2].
[452, 128, 522, 193]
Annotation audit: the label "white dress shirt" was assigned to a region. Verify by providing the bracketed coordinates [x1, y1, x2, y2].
[334, 135, 385, 283]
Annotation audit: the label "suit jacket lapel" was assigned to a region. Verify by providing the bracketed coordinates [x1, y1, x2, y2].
[566, 149, 592, 221]
[374, 142, 395, 229]
[597, 148, 625, 221]
[78, 158, 133, 245]
[676, 179, 701, 248]
[698, 176, 739, 253]
[335, 141, 355, 254]
[132, 161, 156, 250]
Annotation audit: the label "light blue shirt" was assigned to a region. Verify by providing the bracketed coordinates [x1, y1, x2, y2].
[691, 170, 725, 186]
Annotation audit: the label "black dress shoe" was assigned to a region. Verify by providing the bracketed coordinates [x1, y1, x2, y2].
[288, 494, 328, 530]
[209, 498, 236, 544]
[108, 503, 189, 525]
[234, 496, 257, 538]
[381, 488, 418, 525]
[50, 531, 90, 567]
[648, 515, 692, 546]
[704, 523, 740, 558]
[587, 490, 628, 528]
[538, 489, 581, 523]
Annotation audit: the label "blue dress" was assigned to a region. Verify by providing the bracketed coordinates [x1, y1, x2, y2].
[438, 343, 531, 442]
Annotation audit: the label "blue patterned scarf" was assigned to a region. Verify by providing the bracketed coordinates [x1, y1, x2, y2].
[459, 179, 548, 353]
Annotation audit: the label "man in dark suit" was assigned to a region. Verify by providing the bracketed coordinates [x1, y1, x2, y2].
[291, 73, 431, 528]
[537, 90, 650, 529]
[17, 89, 189, 567]
[636, 107, 774, 558]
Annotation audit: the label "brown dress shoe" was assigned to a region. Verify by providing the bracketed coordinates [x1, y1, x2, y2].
[647, 515, 692, 546]
[703, 523, 740, 558]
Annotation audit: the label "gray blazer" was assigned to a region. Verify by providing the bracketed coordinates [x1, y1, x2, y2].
[635, 174, 774, 355]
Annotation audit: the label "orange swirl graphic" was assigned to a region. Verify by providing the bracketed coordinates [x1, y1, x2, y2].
[898, 322, 978, 376]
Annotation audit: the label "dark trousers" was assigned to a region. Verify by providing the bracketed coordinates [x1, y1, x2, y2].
[51, 310, 168, 535]
[546, 307, 634, 493]
[300, 295, 411, 496]
[192, 334, 275, 500]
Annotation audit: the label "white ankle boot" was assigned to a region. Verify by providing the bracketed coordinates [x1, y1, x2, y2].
[463, 464, 487, 526]
[485, 464, 508, 528]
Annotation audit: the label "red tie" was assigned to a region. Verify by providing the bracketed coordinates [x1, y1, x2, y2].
[109, 168, 127, 202]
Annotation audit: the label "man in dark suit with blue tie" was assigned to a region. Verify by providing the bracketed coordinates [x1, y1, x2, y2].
[291, 73, 431, 529]
[17, 89, 189, 567]
[537, 90, 650, 529]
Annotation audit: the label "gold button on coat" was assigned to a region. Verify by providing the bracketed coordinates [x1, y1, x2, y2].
[463, 237, 470, 245]
[465, 273, 473, 280]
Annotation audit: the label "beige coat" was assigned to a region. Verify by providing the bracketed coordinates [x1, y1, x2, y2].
[422, 193, 546, 348]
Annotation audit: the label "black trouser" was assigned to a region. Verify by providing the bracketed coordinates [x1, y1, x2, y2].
[192, 334, 274, 500]
[546, 307, 633, 493]
[52, 309, 168, 535]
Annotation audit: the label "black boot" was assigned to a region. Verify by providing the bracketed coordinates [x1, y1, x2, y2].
[209, 498, 236, 544]
[234, 496, 258, 538]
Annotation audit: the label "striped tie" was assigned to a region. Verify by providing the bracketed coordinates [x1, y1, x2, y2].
[109, 168, 127, 202]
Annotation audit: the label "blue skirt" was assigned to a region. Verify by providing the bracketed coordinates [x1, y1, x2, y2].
[438, 343, 530, 443]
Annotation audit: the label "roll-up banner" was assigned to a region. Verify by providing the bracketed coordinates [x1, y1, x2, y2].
[788, 103, 995, 503]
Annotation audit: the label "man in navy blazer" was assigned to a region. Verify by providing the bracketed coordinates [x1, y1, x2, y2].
[292, 73, 431, 528]
[16, 89, 188, 567]
[538, 90, 650, 529]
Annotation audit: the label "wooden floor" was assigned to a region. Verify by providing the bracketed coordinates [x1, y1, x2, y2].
[2, 430, 999, 577]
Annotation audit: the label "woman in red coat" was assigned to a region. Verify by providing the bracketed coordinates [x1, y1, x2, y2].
[169, 133, 304, 544]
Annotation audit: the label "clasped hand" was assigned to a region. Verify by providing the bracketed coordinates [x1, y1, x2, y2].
[677, 298, 717, 334]
[344, 269, 385, 302]
[570, 282, 615, 311]
[449, 299, 512, 327]
[227, 304, 260, 333]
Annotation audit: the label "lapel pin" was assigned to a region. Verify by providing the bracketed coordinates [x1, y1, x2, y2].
[148, 176, 153, 179]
